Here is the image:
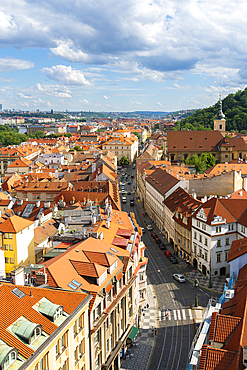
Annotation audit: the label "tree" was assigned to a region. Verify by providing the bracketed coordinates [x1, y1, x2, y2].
[35, 130, 45, 139]
[153, 123, 159, 131]
[69, 145, 83, 152]
[97, 128, 104, 132]
[185, 152, 215, 174]
[120, 156, 129, 166]
[133, 132, 141, 141]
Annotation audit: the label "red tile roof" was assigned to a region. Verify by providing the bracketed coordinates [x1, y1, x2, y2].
[199, 345, 236, 370]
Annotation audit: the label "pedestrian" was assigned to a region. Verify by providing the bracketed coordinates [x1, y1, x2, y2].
[154, 328, 157, 336]
[193, 269, 195, 275]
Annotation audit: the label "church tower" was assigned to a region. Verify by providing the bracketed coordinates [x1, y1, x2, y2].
[214, 96, 226, 135]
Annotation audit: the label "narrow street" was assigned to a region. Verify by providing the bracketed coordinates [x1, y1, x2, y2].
[119, 165, 220, 370]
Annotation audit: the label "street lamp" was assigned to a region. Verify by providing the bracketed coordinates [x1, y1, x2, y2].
[194, 278, 199, 307]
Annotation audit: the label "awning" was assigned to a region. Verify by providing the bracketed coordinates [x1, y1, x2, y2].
[128, 326, 139, 341]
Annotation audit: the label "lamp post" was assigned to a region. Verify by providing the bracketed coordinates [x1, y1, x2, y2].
[194, 278, 199, 307]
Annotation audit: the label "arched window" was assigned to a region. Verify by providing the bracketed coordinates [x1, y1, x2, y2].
[54, 307, 63, 321]
[3, 351, 16, 370]
[31, 327, 41, 343]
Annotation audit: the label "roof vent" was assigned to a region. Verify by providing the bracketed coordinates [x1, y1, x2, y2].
[76, 249, 79, 252]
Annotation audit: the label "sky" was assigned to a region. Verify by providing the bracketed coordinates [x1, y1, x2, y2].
[0, 0, 247, 113]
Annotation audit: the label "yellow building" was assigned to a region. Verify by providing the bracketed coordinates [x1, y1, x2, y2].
[0, 283, 91, 370]
[0, 215, 35, 279]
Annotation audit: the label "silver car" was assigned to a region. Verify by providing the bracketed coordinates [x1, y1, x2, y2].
[173, 274, 186, 283]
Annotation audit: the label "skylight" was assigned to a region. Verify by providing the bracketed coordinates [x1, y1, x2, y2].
[72, 279, 81, 287]
[11, 288, 26, 299]
[110, 247, 118, 253]
[68, 283, 78, 290]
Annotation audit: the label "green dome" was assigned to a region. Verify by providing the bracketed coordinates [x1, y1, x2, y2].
[38, 301, 62, 319]
[12, 319, 40, 344]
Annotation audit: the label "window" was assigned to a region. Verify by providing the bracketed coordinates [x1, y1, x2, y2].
[9, 244, 13, 251]
[78, 313, 84, 330]
[199, 235, 202, 243]
[205, 252, 208, 262]
[194, 245, 197, 254]
[205, 238, 208, 246]
[94, 332, 99, 346]
[95, 354, 99, 369]
[8, 233, 13, 239]
[5, 257, 9, 264]
[61, 331, 68, 349]
[4, 244, 8, 250]
[106, 318, 109, 330]
[241, 226, 246, 233]
[140, 290, 144, 299]
[106, 339, 109, 353]
[216, 226, 221, 233]
[225, 252, 229, 261]
[194, 232, 197, 240]
[217, 240, 221, 247]
[54, 306, 63, 321]
[79, 338, 85, 357]
[217, 254, 221, 263]
[55, 341, 59, 356]
[199, 249, 202, 257]
[3, 351, 16, 370]
[226, 238, 230, 245]
[31, 327, 41, 343]
[10, 258, 14, 264]
[4, 233, 8, 239]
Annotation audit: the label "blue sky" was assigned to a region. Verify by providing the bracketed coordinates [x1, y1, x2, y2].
[0, 0, 247, 112]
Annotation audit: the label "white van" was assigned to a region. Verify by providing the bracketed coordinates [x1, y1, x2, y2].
[122, 196, 127, 203]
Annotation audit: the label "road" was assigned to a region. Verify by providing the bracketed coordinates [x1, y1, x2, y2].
[118, 165, 220, 370]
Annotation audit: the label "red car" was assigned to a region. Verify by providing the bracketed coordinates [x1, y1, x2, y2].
[164, 251, 172, 258]
[151, 233, 157, 239]
[155, 238, 161, 244]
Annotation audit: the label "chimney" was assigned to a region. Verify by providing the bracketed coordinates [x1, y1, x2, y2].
[36, 200, 40, 207]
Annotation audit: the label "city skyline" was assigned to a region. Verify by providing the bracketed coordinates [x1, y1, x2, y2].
[1, 0, 247, 112]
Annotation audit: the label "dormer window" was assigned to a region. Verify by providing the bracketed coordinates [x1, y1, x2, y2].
[31, 327, 41, 343]
[54, 307, 63, 321]
[0, 342, 18, 370]
[11, 318, 42, 345]
[109, 260, 117, 274]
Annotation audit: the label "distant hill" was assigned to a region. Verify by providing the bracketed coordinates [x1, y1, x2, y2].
[174, 88, 247, 132]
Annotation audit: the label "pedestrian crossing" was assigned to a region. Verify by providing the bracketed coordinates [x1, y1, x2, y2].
[158, 308, 193, 321]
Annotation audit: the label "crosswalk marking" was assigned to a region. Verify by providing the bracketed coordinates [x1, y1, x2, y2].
[188, 309, 192, 320]
[157, 308, 194, 322]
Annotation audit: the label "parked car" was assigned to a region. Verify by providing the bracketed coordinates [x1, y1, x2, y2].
[131, 175, 134, 178]
[164, 250, 172, 258]
[146, 225, 153, 231]
[127, 191, 131, 195]
[128, 181, 131, 185]
[155, 238, 161, 244]
[159, 244, 166, 250]
[151, 233, 157, 238]
[130, 200, 134, 206]
[173, 274, 186, 283]
[169, 256, 178, 264]
[121, 190, 126, 194]
[122, 196, 127, 203]
[141, 227, 145, 234]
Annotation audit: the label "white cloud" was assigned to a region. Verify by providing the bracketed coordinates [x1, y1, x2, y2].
[17, 93, 33, 98]
[36, 83, 72, 98]
[41, 65, 91, 86]
[156, 102, 165, 108]
[0, 58, 34, 72]
[103, 95, 109, 99]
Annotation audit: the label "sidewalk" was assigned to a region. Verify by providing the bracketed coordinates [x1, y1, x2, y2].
[120, 284, 157, 370]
